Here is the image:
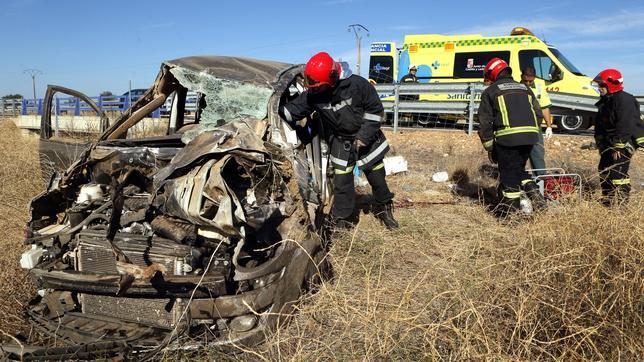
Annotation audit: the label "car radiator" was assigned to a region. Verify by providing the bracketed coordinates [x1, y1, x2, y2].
[75, 230, 197, 276]
[80, 293, 184, 329]
[74, 230, 197, 328]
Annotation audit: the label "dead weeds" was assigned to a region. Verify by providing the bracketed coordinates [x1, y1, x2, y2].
[0, 121, 41, 336]
[0, 123, 641, 359]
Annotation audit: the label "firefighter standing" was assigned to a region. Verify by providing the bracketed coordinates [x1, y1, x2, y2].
[593, 69, 642, 205]
[478, 58, 544, 216]
[400, 65, 418, 83]
[279, 52, 398, 229]
[400, 65, 419, 102]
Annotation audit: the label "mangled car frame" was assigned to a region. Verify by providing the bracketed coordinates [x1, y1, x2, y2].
[2, 56, 334, 359]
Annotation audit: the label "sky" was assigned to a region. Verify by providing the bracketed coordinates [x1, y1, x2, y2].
[2, 0, 644, 98]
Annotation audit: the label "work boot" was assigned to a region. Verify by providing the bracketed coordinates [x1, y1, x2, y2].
[523, 180, 548, 211]
[330, 215, 358, 231]
[494, 197, 521, 219]
[373, 201, 399, 230]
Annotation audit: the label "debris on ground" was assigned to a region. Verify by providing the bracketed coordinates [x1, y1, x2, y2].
[1, 56, 332, 360]
[432, 171, 449, 182]
[384, 155, 408, 175]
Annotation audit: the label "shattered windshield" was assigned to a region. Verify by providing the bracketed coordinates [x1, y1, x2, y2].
[169, 66, 274, 143]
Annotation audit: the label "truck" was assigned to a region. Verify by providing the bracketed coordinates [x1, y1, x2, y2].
[368, 27, 598, 132]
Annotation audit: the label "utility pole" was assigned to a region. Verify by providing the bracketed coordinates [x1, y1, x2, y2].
[23, 69, 42, 101]
[347, 24, 369, 76]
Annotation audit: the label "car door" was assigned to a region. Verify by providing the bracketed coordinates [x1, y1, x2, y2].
[39, 85, 109, 179]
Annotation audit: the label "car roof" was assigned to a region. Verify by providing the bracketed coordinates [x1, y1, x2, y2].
[164, 55, 294, 87]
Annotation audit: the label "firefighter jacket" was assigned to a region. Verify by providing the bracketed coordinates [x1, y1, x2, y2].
[400, 73, 417, 83]
[400, 73, 419, 101]
[594, 90, 644, 151]
[279, 74, 385, 144]
[478, 76, 543, 150]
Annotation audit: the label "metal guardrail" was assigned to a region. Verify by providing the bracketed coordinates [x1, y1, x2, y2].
[9, 92, 200, 119]
[548, 92, 599, 113]
[374, 82, 484, 134]
[0, 99, 22, 117]
[373, 83, 644, 134]
[549, 92, 644, 114]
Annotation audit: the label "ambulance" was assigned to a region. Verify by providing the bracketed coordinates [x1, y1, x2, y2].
[368, 28, 598, 131]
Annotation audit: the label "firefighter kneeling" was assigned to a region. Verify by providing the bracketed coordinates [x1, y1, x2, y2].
[478, 58, 548, 217]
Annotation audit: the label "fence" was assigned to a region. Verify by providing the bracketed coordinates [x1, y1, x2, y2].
[374, 83, 644, 134]
[0, 99, 22, 117]
[374, 82, 485, 134]
[7, 92, 200, 118]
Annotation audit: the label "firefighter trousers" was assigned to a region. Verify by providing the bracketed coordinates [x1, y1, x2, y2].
[598, 148, 631, 205]
[495, 144, 533, 209]
[330, 134, 394, 219]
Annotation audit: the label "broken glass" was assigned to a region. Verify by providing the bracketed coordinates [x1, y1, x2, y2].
[170, 67, 273, 143]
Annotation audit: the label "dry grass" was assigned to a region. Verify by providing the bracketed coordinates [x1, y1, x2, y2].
[0, 120, 41, 335]
[0, 122, 642, 360]
[210, 199, 642, 360]
[198, 130, 643, 361]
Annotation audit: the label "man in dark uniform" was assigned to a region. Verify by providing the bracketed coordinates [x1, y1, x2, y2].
[399, 65, 419, 102]
[400, 64, 418, 83]
[279, 52, 398, 229]
[593, 68, 642, 205]
[478, 58, 544, 217]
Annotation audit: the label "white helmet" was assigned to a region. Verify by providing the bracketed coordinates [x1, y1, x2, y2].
[409, 64, 417, 71]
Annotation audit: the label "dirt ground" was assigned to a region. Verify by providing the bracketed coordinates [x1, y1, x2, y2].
[0, 120, 642, 359]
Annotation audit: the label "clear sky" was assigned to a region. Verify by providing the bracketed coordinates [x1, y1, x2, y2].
[2, 0, 644, 98]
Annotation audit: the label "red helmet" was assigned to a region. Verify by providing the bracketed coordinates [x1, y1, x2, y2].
[593, 69, 624, 93]
[304, 52, 341, 88]
[484, 58, 511, 83]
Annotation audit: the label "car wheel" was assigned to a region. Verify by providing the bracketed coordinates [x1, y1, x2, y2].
[556, 115, 589, 132]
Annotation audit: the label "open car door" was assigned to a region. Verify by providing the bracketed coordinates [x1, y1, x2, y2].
[39, 85, 109, 180]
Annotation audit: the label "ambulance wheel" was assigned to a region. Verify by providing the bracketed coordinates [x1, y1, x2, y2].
[556, 115, 589, 132]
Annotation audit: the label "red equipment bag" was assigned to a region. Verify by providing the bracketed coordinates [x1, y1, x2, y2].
[541, 175, 578, 200]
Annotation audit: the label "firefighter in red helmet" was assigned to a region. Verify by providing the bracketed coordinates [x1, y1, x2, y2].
[279, 52, 398, 229]
[593, 68, 643, 205]
[478, 58, 546, 217]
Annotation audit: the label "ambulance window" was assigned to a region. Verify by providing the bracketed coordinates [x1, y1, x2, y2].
[453, 51, 510, 79]
[519, 50, 556, 81]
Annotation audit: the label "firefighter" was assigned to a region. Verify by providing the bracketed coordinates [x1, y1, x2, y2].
[279, 52, 398, 229]
[478, 58, 544, 217]
[400, 65, 418, 83]
[400, 65, 419, 102]
[593, 68, 642, 205]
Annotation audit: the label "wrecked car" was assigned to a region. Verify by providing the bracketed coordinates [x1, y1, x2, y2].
[2, 56, 333, 359]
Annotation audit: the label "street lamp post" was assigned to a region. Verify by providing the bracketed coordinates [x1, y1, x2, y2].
[23, 69, 43, 101]
[347, 24, 369, 76]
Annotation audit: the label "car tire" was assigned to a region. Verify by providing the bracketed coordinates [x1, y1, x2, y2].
[556, 115, 589, 132]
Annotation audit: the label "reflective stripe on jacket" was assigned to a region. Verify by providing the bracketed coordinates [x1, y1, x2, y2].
[280, 74, 385, 144]
[478, 76, 543, 149]
[594, 90, 643, 150]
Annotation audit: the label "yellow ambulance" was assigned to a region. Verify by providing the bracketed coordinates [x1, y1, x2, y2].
[368, 28, 598, 131]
